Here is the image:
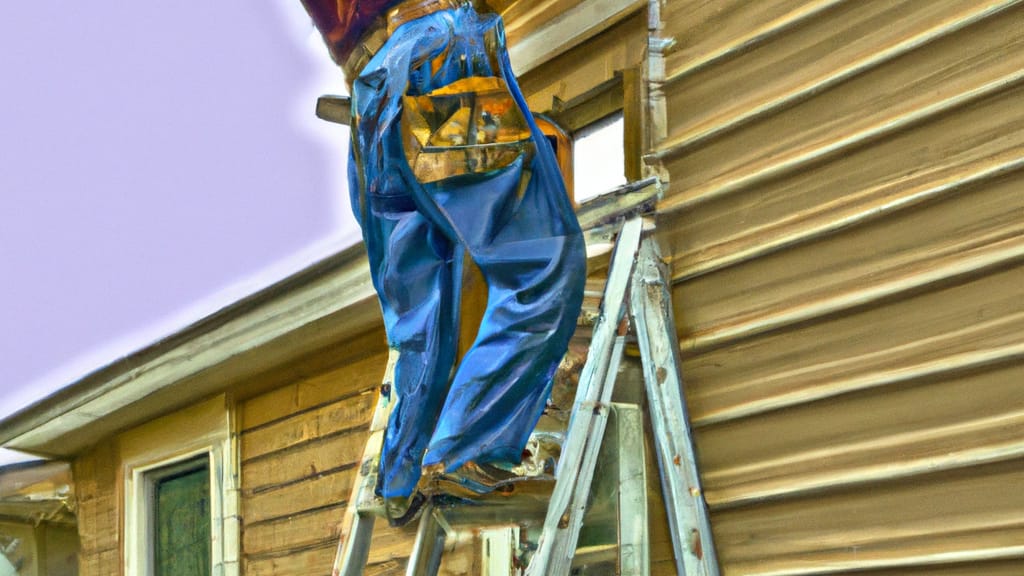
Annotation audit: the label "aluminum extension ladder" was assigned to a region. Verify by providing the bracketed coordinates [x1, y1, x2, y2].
[332, 196, 719, 576]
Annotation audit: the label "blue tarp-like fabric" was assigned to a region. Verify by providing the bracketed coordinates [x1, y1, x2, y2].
[349, 4, 586, 498]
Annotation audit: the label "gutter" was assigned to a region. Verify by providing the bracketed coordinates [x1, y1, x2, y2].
[0, 243, 379, 458]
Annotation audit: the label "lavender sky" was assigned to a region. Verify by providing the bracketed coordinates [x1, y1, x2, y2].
[0, 2, 361, 460]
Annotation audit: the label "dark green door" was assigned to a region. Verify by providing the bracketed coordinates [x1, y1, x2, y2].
[154, 464, 211, 576]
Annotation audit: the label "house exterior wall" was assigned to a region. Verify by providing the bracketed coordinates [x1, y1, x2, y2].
[70, 347, 394, 576]
[653, 0, 1024, 573]
[74, 440, 119, 575]
[0, 522, 37, 576]
[236, 343, 410, 575]
[42, 525, 81, 576]
[0, 521, 81, 576]
[74, 395, 239, 576]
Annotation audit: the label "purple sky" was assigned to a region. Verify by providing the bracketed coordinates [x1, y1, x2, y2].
[0, 1, 360, 458]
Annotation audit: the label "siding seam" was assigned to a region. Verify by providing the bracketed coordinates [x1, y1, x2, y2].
[737, 544, 1024, 576]
[663, 0, 849, 86]
[670, 154, 1024, 282]
[243, 462, 358, 496]
[680, 235, 1024, 353]
[240, 387, 375, 434]
[243, 501, 348, 529]
[241, 424, 367, 466]
[243, 537, 336, 562]
[650, 0, 1022, 164]
[706, 415, 1024, 508]
[657, 68, 1024, 215]
[695, 340, 1024, 426]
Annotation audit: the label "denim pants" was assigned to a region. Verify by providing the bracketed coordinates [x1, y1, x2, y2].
[349, 4, 586, 498]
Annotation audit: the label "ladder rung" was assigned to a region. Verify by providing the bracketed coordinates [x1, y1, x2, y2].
[571, 544, 618, 567]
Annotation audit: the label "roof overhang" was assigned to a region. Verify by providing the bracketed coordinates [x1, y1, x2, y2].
[0, 244, 380, 458]
[0, 460, 75, 526]
[506, 0, 647, 75]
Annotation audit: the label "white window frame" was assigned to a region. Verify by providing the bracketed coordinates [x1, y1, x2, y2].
[122, 395, 239, 576]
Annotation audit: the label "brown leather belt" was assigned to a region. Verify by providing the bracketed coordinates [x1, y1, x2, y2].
[342, 0, 472, 81]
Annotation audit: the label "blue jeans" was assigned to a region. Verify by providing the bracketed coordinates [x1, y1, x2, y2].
[349, 4, 586, 498]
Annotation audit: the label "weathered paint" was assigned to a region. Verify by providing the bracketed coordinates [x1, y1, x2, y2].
[652, 1, 1024, 573]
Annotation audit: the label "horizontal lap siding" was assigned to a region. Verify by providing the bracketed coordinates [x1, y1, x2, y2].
[656, 1, 1024, 574]
[238, 345, 419, 576]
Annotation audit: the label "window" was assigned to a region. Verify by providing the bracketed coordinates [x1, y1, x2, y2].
[122, 396, 239, 576]
[573, 112, 627, 203]
[146, 456, 212, 576]
[540, 70, 642, 204]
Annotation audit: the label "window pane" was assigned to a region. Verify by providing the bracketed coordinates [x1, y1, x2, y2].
[155, 465, 211, 576]
[573, 114, 626, 202]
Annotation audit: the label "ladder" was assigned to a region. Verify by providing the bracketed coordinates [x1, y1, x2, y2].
[332, 179, 719, 576]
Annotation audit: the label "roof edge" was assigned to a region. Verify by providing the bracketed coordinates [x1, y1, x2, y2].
[0, 242, 378, 455]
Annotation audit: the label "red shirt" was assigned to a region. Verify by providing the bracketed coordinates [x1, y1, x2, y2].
[299, 0, 402, 64]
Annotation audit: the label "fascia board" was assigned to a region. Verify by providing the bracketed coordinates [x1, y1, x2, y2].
[0, 245, 379, 458]
[508, 0, 646, 75]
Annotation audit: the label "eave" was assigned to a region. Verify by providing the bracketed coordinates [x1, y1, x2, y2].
[505, 0, 646, 75]
[0, 243, 380, 458]
[0, 460, 75, 526]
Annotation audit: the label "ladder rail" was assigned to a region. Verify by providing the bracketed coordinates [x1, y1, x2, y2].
[631, 239, 720, 576]
[550, 333, 628, 571]
[613, 404, 650, 576]
[526, 216, 645, 576]
[333, 350, 399, 576]
[331, 209, 721, 576]
[406, 505, 446, 576]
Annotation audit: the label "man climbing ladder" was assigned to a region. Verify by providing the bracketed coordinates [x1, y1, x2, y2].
[298, 0, 586, 524]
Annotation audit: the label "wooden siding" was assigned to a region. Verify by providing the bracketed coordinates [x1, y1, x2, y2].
[237, 344, 425, 576]
[653, 0, 1024, 574]
[74, 439, 120, 575]
[74, 394, 239, 576]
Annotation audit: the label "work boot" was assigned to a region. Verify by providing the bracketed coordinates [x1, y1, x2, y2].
[384, 491, 428, 527]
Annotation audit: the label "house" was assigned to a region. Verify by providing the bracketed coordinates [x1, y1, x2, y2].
[0, 461, 78, 576]
[1, 0, 1021, 574]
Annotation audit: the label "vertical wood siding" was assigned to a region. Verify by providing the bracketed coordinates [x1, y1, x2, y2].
[74, 440, 120, 575]
[654, 1, 1024, 573]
